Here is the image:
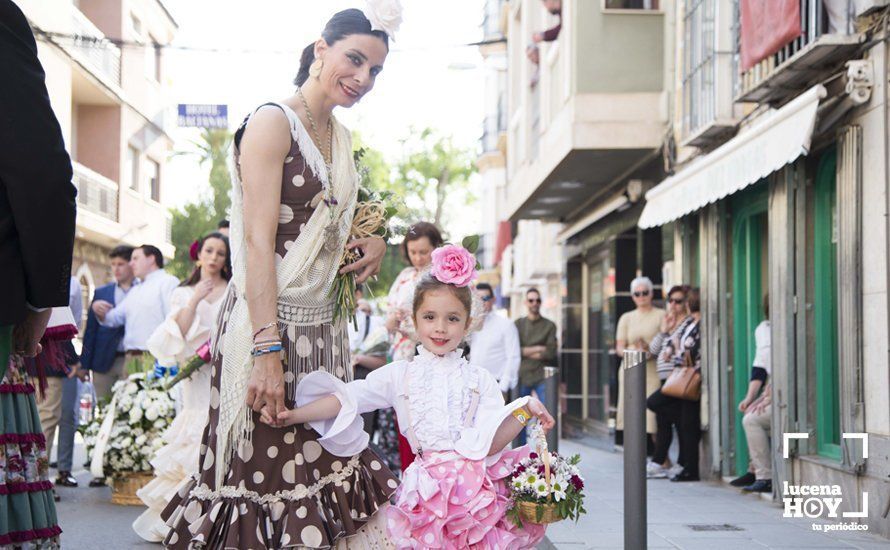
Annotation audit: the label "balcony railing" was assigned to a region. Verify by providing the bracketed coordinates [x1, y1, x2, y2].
[73, 163, 119, 222]
[482, 0, 507, 39]
[68, 7, 122, 85]
[736, 0, 860, 103]
[480, 98, 508, 153]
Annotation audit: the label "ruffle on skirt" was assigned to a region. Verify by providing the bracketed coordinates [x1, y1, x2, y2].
[0, 354, 61, 549]
[161, 447, 397, 549]
[133, 407, 209, 542]
[386, 447, 545, 550]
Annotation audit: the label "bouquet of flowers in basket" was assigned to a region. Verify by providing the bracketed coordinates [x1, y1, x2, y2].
[507, 424, 587, 526]
[82, 371, 176, 475]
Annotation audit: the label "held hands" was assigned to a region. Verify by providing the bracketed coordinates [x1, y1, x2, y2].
[340, 236, 386, 284]
[246, 354, 286, 427]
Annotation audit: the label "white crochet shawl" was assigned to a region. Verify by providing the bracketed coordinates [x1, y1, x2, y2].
[215, 104, 358, 488]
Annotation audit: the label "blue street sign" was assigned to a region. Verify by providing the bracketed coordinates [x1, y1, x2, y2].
[177, 104, 228, 129]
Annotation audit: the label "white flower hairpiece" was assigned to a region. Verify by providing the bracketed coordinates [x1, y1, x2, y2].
[362, 0, 404, 41]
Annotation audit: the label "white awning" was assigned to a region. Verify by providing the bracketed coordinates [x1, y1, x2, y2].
[638, 85, 826, 229]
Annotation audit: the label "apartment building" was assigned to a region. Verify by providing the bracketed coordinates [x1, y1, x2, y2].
[18, 0, 177, 324]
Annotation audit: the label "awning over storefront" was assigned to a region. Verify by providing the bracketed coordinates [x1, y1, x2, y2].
[638, 84, 826, 229]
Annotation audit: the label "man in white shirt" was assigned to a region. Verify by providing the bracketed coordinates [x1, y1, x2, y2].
[348, 298, 384, 353]
[92, 244, 179, 353]
[468, 283, 521, 394]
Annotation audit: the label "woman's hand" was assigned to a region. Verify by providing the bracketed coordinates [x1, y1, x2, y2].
[738, 397, 752, 413]
[527, 397, 556, 432]
[246, 354, 286, 426]
[660, 311, 676, 333]
[192, 279, 214, 304]
[340, 236, 386, 284]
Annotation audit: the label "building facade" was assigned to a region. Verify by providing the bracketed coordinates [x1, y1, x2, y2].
[502, 0, 672, 434]
[638, 0, 888, 537]
[19, 0, 177, 325]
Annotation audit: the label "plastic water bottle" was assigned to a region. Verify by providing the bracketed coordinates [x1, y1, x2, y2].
[79, 386, 94, 425]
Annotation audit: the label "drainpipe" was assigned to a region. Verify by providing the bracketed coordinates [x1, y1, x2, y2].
[883, 13, 890, 522]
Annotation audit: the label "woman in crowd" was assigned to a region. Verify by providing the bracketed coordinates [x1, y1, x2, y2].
[615, 276, 665, 451]
[645, 284, 692, 479]
[133, 232, 230, 542]
[385, 220, 444, 471]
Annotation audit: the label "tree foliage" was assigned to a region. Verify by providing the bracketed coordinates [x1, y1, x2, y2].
[167, 129, 232, 279]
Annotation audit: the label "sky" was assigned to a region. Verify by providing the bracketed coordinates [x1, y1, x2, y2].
[163, 0, 487, 236]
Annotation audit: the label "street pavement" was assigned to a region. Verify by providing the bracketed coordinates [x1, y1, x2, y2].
[539, 436, 889, 549]
[54, 434, 889, 549]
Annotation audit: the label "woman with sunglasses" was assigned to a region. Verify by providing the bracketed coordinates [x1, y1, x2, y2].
[644, 285, 692, 479]
[615, 276, 665, 450]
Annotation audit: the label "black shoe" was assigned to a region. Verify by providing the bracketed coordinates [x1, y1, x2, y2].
[742, 479, 772, 493]
[49, 461, 57, 469]
[670, 469, 700, 482]
[730, 472, 756, 487]
[55, 471, 78, 487]
[88, 477, 107, 487]
[53, 489, 60, 502]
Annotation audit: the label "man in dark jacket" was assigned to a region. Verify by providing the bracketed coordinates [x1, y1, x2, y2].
[0, 0, 77, 358]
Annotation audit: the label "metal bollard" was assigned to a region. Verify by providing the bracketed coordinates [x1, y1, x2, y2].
[623, 350, 647, 550]
[543, 365, 559, 453]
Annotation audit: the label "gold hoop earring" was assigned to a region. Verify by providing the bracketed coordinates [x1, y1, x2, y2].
[309, 58, 324, 79]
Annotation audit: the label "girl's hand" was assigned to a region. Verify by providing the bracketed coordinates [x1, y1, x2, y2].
[527, 397, 556, 432]
[341, 236, 386, 284]
[260, 405, 301, 427]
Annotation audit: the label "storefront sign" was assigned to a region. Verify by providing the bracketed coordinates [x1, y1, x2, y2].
[177, 104, 228, 129]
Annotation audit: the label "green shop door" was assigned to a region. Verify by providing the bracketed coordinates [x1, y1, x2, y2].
[730, 185, 769, 476]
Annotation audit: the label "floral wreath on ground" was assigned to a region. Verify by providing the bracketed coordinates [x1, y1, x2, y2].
[81, 358, 176, 476]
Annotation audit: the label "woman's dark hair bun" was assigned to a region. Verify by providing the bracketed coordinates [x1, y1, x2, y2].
[294, 8, 389, 86]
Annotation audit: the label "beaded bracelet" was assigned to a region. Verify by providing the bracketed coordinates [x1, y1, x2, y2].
[252, 340, 282, 352]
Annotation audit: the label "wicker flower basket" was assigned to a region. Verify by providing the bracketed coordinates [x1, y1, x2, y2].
[110, 471, 153, 506]
[517, 435, 564, 525]
[517, 500, 561, 524]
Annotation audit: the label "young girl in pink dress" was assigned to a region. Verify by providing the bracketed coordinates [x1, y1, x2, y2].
[261, 245, 554, 549]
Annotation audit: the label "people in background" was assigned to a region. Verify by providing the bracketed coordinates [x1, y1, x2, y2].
[469, 282, 521, 396]
[737, 294, 772, 493]
[92, 244, 180, 356]
[645, 284, 692, 479]
[532, 0, 562, 43]
[615, 276, 665, 451]
[82, 245, 135, 403]
[515, 287, 558, 445]
[81, 245, 136, 488]
[216, 219, 230, 237]
[669, 288, 702, 482]
[133, 232, 231, 542]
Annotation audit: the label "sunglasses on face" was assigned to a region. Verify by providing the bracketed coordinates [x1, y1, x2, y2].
[669, 297, 685, 304]
[528, 298, 542, 304]
[481, 295, 494, 302]
[633, 290, 650, 298]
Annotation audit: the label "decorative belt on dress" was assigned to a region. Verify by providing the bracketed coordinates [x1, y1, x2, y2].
[276, 301, 336, 325]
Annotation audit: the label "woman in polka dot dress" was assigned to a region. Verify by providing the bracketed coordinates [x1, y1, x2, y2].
[161, 8, 401, 549]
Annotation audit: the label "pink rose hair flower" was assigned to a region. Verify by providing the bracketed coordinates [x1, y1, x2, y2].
[429, 244, 478, 287]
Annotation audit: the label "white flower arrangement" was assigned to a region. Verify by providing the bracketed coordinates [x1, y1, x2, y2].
[82, 372, 176, 477]
[507, 424, 587, 525]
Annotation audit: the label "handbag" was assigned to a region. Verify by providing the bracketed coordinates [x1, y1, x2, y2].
[661, 351, 701, 401]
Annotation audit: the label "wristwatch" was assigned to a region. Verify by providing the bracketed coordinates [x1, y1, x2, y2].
[512, 406, 532, 426]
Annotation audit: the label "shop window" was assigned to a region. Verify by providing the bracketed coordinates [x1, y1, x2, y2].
[604, 0, 660, 10]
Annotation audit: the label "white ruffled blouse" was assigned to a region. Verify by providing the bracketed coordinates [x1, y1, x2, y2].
[147, 286, 222, 365]
[296, 346, 530, 460]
